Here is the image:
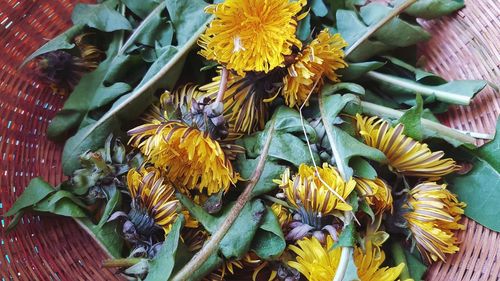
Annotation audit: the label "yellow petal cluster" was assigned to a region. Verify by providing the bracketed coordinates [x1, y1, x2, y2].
[356, 115, 460, 177]
[355, 177, 393, 214]
[275, 163, 356, 215]
[282, 29, 348, 107]
[199, 0, 306, 75]
[403, 182, 466, 264]
[288, 236, 404, 281]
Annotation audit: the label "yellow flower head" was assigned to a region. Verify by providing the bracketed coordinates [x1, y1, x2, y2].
[354, 241, 405, 281]
[356, 115, 460, 178]
[127, 167, 179, 235]
[200, 71, 277, 135]
[209, 253, 277, 281]
[402, 182, 466, 264]
[275, 163, 356, 216]
[289, 236, 404, 281]
[128, 87, 240, 195]
[282, 29, 348, 107]
[288, 236, 341, 281]
[355, 177, 393, 214]
[199, 0, 306, 75]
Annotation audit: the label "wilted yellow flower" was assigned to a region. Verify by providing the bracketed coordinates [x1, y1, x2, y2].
[271, 203, 293, 228]
[354, 241, 405, 281]
[128, 88, 240, 195]
[402, 182, 466, 264]
[282, 29, 348, 107]
[206, 253, 277, 281]
[127, 167, 179, 235]
[200, 71, 276, 135]
[356, 115, 460, 178]
[275, 163, 356, 216]
[199, 0, 306, 75]
[289, 236, 404, 281]
[355, 177, 393, 214]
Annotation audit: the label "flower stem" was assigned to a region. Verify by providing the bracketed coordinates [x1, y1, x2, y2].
[118, 1, 167, 55]
[345, 0, 417, 58]
[391, 241, 412, 280]
[215, 67, 228, 104]
[170, 119, 276, 281]
[365, 71, 471, 105]
[102, 258, 142, 268]
[262, 194, 294, 210]
[360, 101, 476, 144]
[333, 247, 353, 281]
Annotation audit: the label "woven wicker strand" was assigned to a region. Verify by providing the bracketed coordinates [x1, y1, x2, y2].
[0, 0, 498, 280]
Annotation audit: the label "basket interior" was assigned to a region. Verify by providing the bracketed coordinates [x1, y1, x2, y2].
[0, 0, 498, 280]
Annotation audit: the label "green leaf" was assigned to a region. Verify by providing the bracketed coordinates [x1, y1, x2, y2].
[236, 106, 319, 197]
[338, 61, 385, 81]
[334, 223, 357, 248]
[123, 0, 160, 18]
[4, 177, 56, 217]
[320, 92, 387, 179]
[78, 218, 124, 258]
[395, 0, 464, 19]
[32, 190, 87, 217]
[251, 207, 286, 259]
[350, 157, 377, 180]
[359, 198, 375, 223]
[178, 194, 266, 259]
[72, 1, 132, 32]
[449, 119, 500, 231]
[297, 13, 311, 41]
[97, 185, 122, 228]
[59, 16, 211, 175]
[359, 3, 431, 47]
[145, 215, 184, 281]
[404, 249, 428, 281]
[342, 251, 360, 281]
[21, 24, 86, 66]
[311, 0, 328, 17]
[398, 94, 424, 140]
[166, 0, 210, 45]
[136, 18, 174, 48]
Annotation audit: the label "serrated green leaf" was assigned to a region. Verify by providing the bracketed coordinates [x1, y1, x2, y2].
[334, 223, 357, 248]
[72, 0, 132, 32]
[359, 198, 375, 223]
[396, 0, 464, 19]
[145, 215, 184, 281]
[338, 61, 385, 81]
[77, 218, 124, 258]
[251, 207, 286, 259]
[311, 0, 328, 17]
[97, 185, 122, 228]
[449, 119, 500, 231]
[404, 249, 428, 281]
[350, 157, 377, 180]
[297, 13, 311, 41]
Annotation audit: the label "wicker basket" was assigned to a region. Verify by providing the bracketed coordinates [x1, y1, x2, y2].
[0, 0, 498, 280]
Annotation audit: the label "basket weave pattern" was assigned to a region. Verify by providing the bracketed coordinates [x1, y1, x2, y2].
[0, 0, 498, 280]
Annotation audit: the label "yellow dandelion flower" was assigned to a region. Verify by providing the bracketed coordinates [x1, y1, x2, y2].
[402, 182, 466, 264]
[288, 236, 341, 281]
[275, 163, 356, 216]
[289, 236, 404, 281]
[128, 88, 240, 195]
[355, 177, 393, 214]
[127, 167, 179, 235]
[356, 115, 460, 178]
[208, 253, 277, 281]
[354, 240, 405, 281]
[200, 70, 280, 135]
[199, 0, 306, 75]
[282, 29, 348, 107]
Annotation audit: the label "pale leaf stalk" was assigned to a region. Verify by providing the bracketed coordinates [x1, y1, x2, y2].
[118, 1, 168, 55]
[360, 101, 477, 144]
[215, 67, 228, 104]
[170, 119, 276, 281]
[365, 71, 472, 105]
[344, 0, 417, 57]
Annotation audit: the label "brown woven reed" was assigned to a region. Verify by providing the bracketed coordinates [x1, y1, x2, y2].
[0, 0, 498, 280]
